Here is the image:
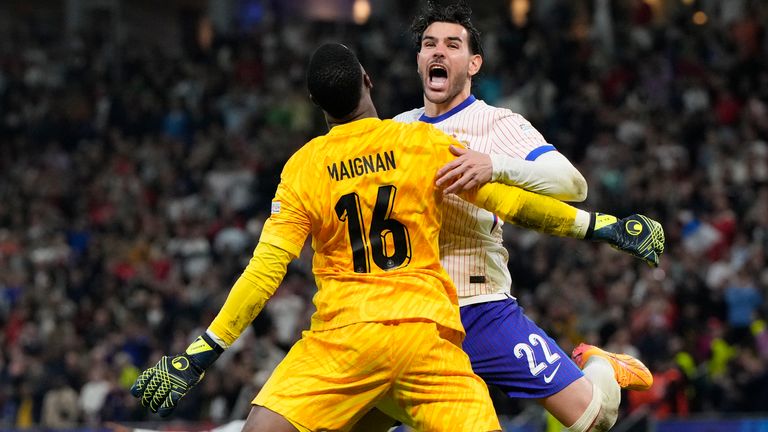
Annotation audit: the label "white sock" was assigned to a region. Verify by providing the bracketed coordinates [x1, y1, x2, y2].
[583, 357, 620, 400]
[582, 357, 620, 430]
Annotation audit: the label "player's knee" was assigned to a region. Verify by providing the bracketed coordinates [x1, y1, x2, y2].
[565, 385, 619, 432]
[587, 405, 618, 432]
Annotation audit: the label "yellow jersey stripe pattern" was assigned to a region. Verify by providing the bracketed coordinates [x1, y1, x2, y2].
[260, 118, 465, 334]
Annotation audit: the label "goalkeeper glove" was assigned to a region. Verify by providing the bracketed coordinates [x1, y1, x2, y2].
[130, 333, 223, 417]
[586, 213, 665, 267]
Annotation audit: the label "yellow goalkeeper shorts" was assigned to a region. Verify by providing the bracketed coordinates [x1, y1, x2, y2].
[252, 320, 500, 431]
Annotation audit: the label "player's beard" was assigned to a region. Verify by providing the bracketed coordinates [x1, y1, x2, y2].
[423, 68, 470, 106]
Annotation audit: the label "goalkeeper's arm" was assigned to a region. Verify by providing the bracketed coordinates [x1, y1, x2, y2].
[462, 183, 665, 267]
[130, 241, 293, 416]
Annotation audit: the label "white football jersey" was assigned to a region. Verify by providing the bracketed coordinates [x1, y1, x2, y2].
[394, 95, 556, 306]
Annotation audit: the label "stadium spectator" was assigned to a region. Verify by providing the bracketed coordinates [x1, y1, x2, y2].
[1, 0, 767, 428]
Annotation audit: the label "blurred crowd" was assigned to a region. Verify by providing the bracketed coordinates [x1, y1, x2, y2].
[1, 0, 768, 429]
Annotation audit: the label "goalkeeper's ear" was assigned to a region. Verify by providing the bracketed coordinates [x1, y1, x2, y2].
[363, 70, 373, 90]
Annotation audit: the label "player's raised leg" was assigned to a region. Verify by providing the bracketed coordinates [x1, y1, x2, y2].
[460, 297, 625, 432]
[547, 343, 654, 431]
[539, 377, 595, 427]
[572, 343, 653, 391]
[539, 364, 621, 432]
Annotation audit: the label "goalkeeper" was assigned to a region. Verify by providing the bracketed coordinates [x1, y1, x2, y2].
[130, 43, 664, 431]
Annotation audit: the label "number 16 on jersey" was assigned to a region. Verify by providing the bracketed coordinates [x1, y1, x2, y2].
[335, 185, 412, 273]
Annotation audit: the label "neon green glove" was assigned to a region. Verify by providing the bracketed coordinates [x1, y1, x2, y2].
[130, 333, 223, 417]
[587, 213, 665, 267]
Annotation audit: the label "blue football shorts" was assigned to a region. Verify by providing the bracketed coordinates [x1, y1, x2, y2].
[460, 296, 584, 399]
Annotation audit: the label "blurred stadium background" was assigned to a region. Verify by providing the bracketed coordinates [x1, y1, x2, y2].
[1, 0, 767, 431]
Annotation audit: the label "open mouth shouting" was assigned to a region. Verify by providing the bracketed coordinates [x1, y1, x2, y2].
[427, 63, 449, 92]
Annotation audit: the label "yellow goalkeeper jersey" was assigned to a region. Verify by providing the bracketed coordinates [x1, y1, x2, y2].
[260, 118, 465, 334]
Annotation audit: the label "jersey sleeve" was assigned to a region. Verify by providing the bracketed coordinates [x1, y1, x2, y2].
[462, 182, 590, 238]
[491, 110, 556, 161]
[208, 242, 292, 345]
[490, 151, 588, 202]
[259, 156, 311, 257]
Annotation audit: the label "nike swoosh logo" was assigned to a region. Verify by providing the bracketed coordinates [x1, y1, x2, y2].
[543, 363, 562, 383]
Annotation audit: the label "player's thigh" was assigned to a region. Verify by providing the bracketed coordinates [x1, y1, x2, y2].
[461, 298, 583, 399]
[389, 322, 501, 432]
[538, 376, 594, 427]
[242, 405, 303, 432]
[253, 323, 392, 431]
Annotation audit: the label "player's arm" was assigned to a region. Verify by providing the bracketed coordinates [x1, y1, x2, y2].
[437, 146, 587, 201]
[207, 241, 295, 345]
[490, 150, 587, 201]
[129, 241, 295, 417]
[461, 183, 664, 267]
[436, 112, 587, 201]
[130, 177, 310, 417]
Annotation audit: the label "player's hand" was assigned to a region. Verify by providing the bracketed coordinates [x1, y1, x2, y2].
[588, 213, 665, 267]
[436, 145, 493, 194]
[130, 334, 222, 417]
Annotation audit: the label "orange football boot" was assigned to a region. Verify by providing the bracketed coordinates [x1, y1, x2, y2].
[572, 343, 653, 391]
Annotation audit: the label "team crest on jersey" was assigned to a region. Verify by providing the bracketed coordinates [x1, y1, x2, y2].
[271, 201, 281, 214]
[520, 122, 539, 136]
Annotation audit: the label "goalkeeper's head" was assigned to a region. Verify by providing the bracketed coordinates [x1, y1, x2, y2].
[307, 43, 376, 124]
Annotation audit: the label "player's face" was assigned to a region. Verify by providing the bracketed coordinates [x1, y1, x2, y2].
[417, 22, 481, 106]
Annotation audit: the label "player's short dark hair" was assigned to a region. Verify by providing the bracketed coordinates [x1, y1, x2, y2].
[307, 43, 363, 119]
[410, 1, 484, 57]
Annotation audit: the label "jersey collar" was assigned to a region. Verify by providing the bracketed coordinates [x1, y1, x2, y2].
[328, 117, 382, 135]
[418, 95, 476, 124]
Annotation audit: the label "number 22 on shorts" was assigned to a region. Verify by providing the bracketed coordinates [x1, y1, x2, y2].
[514, 334, 562, 382]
